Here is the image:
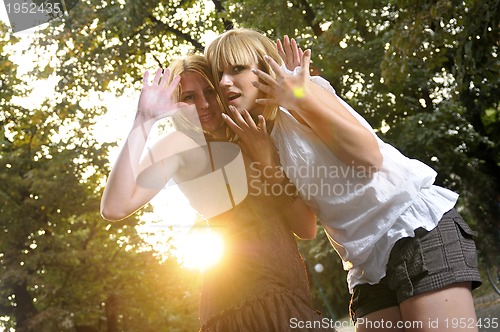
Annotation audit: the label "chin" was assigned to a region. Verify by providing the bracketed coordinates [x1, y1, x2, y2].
[202, 124, 217, 133]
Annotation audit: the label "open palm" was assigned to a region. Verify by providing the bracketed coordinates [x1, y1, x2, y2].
[252, 50, 312, 112]
[138, 68, 190, 120]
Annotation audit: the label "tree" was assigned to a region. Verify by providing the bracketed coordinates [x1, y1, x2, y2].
[0, 21, 201, 331]
[224, 0, 499, 215]
[40, 0, 498, 242]
[298, 227, 349, 319]
[4, 0, 498, 324]
[224, 0, 500, 316]
[225, 0, 499, 310]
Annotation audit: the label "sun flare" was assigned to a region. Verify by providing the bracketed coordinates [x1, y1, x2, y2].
[136, 185, 225, 270]
[175, 229, 225, 270]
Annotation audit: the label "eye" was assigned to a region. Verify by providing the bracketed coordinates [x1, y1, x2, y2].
[232, 65, 246, 73]
[181, 94, 194, 102]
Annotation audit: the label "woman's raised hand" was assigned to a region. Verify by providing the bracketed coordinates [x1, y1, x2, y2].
[277, 35, 303, 72]
[137, 68, 189, 121]
[222, 106, 278, 168]
[252, 49, 312, 111]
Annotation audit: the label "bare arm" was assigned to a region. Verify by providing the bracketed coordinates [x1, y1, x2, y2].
[222, 106, 317, 239]
[296, 70, 383, 171]
[100, 69, 188, 221]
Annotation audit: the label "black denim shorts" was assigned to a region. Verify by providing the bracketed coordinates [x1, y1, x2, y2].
[349, 208, 482, 322]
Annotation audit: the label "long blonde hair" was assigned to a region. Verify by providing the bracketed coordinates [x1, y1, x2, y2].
[168, 54, 230, 141]
[205, 28, 283, 133]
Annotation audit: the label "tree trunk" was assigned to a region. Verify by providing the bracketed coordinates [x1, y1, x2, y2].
[13, 281, 38, 332]
[106, 293, 119, 332]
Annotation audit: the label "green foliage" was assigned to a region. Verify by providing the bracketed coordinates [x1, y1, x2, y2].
[0, 22, 201, 331]
[298, 228, 350, 319]
[37, 0, 225, 99]
[2, 0, 499, 328]
[225, 0, 500, 315]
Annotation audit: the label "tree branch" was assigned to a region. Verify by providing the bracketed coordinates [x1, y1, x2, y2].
[212, 0, 234, 30]
[148, 15, 204, 51]
[296, 0, 323, 37]
[151, 53, 164, 68]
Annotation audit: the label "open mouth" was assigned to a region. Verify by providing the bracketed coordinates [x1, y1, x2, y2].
[199, 113, 214, 122]
[227, 93, 241, 101]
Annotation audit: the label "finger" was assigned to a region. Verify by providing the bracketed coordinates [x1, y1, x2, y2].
[283, 35, 293, 66]
[159, 68, 170, 88]
[298, 48, 304, 61]
[263, 55, 285, 78]
[221, 113, 243, 134]
[143, 71, 150, 86]
[252, 68, 278, 86]
[277, 39, 286, 61]
[241, 109, 259, 131]
[176, 101, 190, 110]
[255, 98, 276, 106]
[252, 80, 273, 95]
[291, 38, 300, 66]
[165, 74, 181, 96]
[153, 68, 162, 85]
[229, 105, 250, 129]
[302, 49, 312, 76]
[258, 115, 267, 132]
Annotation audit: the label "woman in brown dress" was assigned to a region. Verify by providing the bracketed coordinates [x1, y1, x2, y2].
[100, 55, 331, 331]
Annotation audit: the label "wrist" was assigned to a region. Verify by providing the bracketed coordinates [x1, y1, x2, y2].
[132, 111, 156, 131]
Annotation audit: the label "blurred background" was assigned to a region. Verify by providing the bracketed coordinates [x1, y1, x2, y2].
[0, 0, 499, 331]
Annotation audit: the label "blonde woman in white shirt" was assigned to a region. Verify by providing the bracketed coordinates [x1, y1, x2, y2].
[206, 28, 482, 331]
[100, 54, 326, 331]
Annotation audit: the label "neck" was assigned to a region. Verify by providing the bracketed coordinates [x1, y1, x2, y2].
[250, 104, 265, 116]
[207, 124, 227, 141]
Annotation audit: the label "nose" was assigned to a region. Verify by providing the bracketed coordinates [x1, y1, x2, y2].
[219, 72, 233, 87]
[197, 96, 209, 111]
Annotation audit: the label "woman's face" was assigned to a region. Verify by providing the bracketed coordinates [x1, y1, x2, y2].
[179, 72, 224, 135]
[219, 63, 265, 115]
